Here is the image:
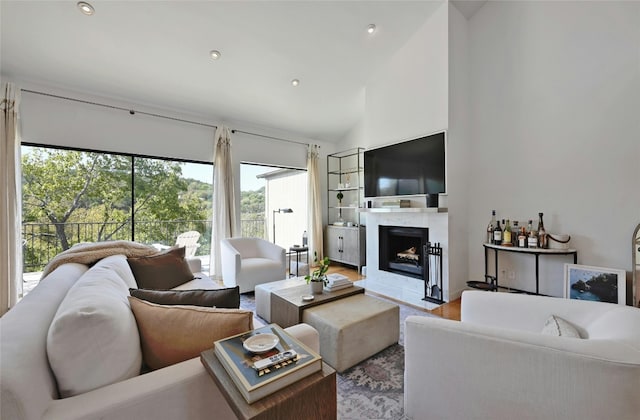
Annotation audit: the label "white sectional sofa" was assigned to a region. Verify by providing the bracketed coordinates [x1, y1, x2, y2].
[404, 290, 640, 420]
[1, 252, 319, 420]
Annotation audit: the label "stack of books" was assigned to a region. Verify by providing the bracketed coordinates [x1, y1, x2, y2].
[202, 324, 322, 404]
[324, 273, 352, 292]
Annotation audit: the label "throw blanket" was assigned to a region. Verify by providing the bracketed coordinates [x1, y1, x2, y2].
[41, 240, 160, 279]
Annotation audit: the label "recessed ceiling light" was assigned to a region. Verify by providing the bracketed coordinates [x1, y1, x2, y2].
[291, 79, 300, 87]
[209, 50, 221, 60]
[77, 1, 95, 16]
[367, 24, 376, 34]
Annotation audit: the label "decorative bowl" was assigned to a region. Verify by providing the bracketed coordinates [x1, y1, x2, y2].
[243, 333, 280, 354]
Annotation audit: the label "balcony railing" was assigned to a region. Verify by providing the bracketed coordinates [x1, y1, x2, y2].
[22, 217, 267, 273]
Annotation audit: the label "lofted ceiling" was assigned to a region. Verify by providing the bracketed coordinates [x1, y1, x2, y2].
[1, 1, 483, 143]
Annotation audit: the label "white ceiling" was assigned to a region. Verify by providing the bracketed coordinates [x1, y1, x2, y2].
[1, 1, 482, 143]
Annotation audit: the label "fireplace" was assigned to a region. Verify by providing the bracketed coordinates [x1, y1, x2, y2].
[378, 225, 429, 280]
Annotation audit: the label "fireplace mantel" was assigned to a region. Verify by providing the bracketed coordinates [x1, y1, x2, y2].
[358, 209, 449, 309]
[358, 207, 448, 214]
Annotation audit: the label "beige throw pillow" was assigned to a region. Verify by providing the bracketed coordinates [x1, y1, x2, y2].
[128, 297, 253, 370]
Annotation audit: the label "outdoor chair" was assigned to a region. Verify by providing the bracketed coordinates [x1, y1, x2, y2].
[152, 230, 201, 258]
[175, 231, 201, 257]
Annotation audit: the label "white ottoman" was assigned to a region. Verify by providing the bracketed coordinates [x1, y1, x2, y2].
[302, 294, 400, 373]
[254, 277, 306, 322]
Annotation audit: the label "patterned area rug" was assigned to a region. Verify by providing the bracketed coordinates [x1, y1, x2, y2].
[337, 344, 407, 420]
[240, 291, 437, 419]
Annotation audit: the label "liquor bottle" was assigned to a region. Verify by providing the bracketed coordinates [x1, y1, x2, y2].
[527, 219, 538, 248]
[302, 231, 308, 247]
[486, 210, 496, 243]
[493, 220, 503, 245]
[503, 219, 512, 246]
[512, 221, 520, 246]
[537, 213, 547, 249]
[518, 226, 527, 248]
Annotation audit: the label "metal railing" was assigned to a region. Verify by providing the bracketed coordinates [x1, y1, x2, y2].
[240, 217, 267, 239]
[22, 217, 266, 273]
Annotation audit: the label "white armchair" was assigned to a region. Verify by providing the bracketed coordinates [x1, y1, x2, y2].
[220, 237, 286, 293]
[404, 291, 640, 420]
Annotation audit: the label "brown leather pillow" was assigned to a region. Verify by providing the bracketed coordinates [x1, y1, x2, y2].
[128, 297, 253, 370]
[127, 246, 193, 290]
[129, 287, 240, 309]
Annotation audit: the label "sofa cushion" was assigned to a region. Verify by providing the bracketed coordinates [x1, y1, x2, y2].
[541, 315, 581, 338]
[128, 297, 253, 370]
[47, 255, 142, 398]
[129, 286, 240, 308]
[173, 274, 219, 290]
[127, 246, 194, 290]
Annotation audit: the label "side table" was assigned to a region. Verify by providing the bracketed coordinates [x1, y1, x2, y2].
[471, 243, 578, 295]
[288, 246, 309, 277]
[201, 349, 337, 420]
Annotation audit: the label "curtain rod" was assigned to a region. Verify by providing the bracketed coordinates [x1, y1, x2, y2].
[20, 89, 318, 147]
[20, 89, 218, 129]
[231, 129, 313, 147]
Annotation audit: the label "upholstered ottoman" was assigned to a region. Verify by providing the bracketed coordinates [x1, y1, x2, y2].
[302, 294, 399, 372]
[254, 277, 306, 322]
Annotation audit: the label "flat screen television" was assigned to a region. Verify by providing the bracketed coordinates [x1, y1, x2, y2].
[364, 131, 446, 198]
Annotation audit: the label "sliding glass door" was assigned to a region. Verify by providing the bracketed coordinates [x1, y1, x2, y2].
[241, 163, 307, 250]
[21, 144, 212, 293]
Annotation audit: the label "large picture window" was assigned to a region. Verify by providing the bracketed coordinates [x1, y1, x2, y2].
[21, 144, 213, 293]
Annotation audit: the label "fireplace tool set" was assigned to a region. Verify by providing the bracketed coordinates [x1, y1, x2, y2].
[423, 242, 445, 305]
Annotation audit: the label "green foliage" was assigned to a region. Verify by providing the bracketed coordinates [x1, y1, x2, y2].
[305, 252, 330, 284]
[21, 148, 211, 269]
[240, 186, 265, 214]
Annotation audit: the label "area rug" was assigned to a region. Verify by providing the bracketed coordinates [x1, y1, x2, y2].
[240, 291, 437, 419]
[337, 343, 407, 419]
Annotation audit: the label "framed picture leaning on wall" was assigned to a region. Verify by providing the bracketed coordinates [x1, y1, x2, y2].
[564, 264, 626, 305]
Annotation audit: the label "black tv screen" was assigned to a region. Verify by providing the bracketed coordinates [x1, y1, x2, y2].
[364, 132, 446, 198]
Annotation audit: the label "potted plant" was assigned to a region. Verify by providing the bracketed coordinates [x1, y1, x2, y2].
[305, 252, 330, 294]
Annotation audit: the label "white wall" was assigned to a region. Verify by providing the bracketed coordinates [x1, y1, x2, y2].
[364, 1, 448, 148]
[466, 1, 640, 300]
[446, 2, 471, 298]
[264, 171, 308, 250]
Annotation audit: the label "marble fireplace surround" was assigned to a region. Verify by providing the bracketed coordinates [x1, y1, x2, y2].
[355, 208, 449, 310]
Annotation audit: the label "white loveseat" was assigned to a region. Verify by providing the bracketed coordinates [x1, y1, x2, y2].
[1, 254, 319, 420]
[220, 237, 286, 293]
[404, 290, 640, 420]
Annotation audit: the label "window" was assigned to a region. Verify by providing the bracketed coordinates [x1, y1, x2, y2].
[21, 144, 213, 294]
[241, 163, 307, 249]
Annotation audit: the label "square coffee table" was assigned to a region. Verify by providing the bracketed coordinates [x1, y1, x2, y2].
[270, 284, 364, 328]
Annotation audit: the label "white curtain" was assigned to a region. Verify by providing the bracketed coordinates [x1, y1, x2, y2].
[210, 125, 237, 279]
[307, 144, 323, 264]
[1, 83, 22, 315]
